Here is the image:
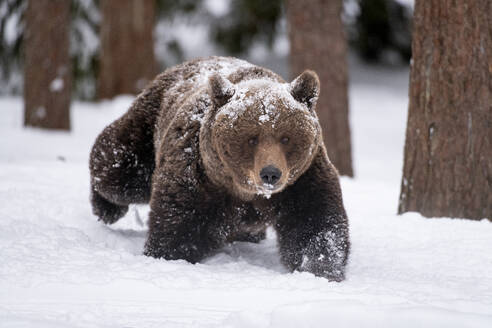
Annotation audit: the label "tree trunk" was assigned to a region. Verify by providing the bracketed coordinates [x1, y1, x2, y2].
[286, 0, 353, 176]
[398, 0, 492, 220]
[98, 0, 157, 99]
[24, 0, 71, 130]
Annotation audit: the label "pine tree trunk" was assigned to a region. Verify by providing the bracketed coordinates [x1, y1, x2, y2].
[98, 0, 157, 99]
[286, 0, 353, 177]
[398, 0, 492, 220]
[24, 0, 71, 130]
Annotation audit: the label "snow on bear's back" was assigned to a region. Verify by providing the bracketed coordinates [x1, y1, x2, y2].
[160, 56, 255, 109]
[182, 56, 255, 87]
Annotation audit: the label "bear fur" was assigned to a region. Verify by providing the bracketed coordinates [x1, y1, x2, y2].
[89, 56, 350, 281]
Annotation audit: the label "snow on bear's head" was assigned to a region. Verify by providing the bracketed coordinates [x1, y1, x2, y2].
[201, 71, 322, 200]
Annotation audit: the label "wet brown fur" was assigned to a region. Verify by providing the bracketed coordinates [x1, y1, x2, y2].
[89, 57, 349, 281]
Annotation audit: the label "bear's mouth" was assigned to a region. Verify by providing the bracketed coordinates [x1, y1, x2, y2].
[254, 181, 284, 199]
[254, 186, 272, 199]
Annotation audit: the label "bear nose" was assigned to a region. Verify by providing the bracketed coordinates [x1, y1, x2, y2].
[260, 165, 282, 185]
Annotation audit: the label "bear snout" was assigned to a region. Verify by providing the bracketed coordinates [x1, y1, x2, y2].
[260, 165, 282, 186]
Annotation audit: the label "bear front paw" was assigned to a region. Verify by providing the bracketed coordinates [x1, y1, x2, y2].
[91, 190, 128, 224]
[299, 230, 348, 281]
[144, 237, 208, 264]
[281, 229, 349, 281]
[297, 253, 345, 282]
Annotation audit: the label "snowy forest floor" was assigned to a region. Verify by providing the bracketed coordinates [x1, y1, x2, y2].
[1, 64, 491, 328]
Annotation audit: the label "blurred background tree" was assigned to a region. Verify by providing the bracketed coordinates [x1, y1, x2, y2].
[97, 0, 157, 99]
[24, 0, 71, 130]
[287, 0, 353, 177]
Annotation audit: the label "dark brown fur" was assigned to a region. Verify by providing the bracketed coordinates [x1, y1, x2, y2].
[89, 56, 349, 281]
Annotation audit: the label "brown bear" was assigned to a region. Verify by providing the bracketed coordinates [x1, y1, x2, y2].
[89, 56, 349, 281]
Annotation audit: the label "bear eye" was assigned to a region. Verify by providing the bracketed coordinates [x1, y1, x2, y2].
[248, 136, 259, 146]
[280, 136, 290, 145]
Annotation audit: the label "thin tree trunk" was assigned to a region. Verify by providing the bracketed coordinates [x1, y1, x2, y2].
[286, 0, 353, 177]
[24, 0, 71, 130]
[98, 0, 157, 99]
[398, 0, 492, 220]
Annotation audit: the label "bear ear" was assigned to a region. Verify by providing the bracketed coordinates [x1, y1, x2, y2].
[290, 70, 320, 110]
[208, 74, 235, 107]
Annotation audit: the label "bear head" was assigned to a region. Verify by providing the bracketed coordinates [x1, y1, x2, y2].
[200, 70, 322, 201]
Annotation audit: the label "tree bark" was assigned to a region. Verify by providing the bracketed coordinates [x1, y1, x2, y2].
[286, 0, 353, 176]
[398, 0, 492, 220]
[98, 0, 157, 99]
[24, 0, 71, 130]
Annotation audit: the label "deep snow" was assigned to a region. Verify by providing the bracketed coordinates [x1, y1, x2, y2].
[1, 64, 491, 328]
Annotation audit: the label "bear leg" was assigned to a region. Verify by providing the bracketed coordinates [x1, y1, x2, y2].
[89, 79, 167, 224]
[144, 209, 226, 263]
[144, 173, 228, 263]
[90, 186, 129, 224]
[89, 115, 155, 224]
[275, 151, 350, 281]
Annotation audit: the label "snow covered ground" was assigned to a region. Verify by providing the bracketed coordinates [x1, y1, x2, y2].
[1, 64, 491, 328]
